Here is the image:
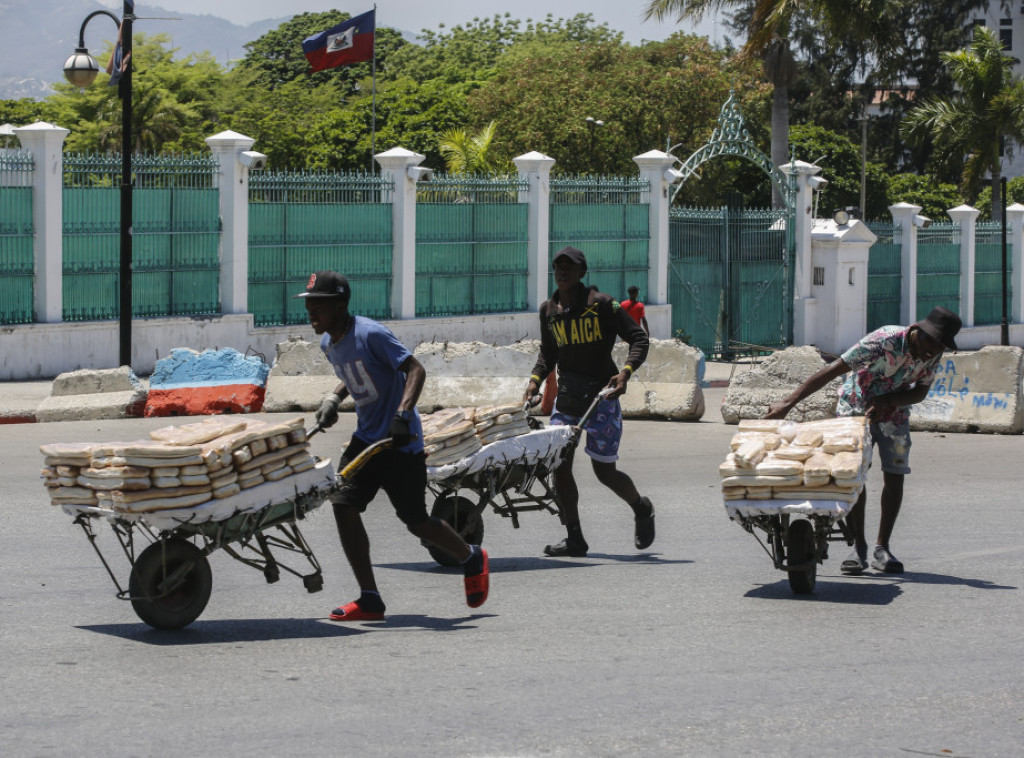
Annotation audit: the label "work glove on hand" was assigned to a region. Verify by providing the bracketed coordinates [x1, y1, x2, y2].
[316, 394, 342, 429]
[389, 413, 413, 447]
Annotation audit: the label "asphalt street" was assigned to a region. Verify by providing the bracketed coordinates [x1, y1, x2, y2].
[1, 388, 1022, 757]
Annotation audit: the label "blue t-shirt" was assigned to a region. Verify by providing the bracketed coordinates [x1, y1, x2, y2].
[320, 317, 424, 453]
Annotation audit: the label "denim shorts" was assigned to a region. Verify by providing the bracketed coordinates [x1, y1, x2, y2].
[870, 419, 912, 475]
[550, 396, 623, 463]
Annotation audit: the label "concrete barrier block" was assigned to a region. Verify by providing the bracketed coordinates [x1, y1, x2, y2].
[415, 341, 539, 410]
[613, 339, 705, 420]
[263, 337, 354, 413]
[145, 348, 269, 417]
[36, 367, 147, 422]
[721, 346, 840, 424]
[912, 346, 1024, 434]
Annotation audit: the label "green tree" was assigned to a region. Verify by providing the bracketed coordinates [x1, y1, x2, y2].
[438, 121, 502, 173]
[470, 33, 767, 177]
[886, 173, 961, 220]
[48, 33, 226, 153]
[644, 0, 900, 206]
[902, 26, 1024, 223]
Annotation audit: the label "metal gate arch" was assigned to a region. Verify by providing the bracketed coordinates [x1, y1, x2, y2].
[668, 93, 795, 357]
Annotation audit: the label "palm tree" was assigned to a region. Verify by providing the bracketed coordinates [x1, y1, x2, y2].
[438, 120, 500, 174]
[644, 1, 898, 207]
[902, 26, 1024, 224]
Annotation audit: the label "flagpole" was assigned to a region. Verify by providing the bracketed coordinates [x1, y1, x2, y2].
[370, 4, 377, 172]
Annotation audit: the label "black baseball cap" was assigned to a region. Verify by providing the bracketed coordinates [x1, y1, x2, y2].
[553, 246, 587, 273]
[915, 306, 961, 351]
[294, 271, 350, 300]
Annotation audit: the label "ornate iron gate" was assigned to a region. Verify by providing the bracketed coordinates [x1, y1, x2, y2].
[667, 94, 795, 357]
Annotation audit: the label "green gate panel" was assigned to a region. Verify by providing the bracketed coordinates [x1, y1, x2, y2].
[0, 178, 35, 324]
[974, 223, 1011, 326]
[916, 224, 961, 319]
[866, 222, 902, 330]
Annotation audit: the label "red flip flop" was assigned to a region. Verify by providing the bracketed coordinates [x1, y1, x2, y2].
[328, 601, 384, 622]
[463, 548, 489, 608]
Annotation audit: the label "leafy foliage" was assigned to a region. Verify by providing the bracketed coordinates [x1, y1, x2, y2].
[886, 173, 962, 220]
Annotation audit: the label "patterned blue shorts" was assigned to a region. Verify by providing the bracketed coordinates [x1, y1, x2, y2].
[550, 397, 623, 463]
[870, 419, 912, 475]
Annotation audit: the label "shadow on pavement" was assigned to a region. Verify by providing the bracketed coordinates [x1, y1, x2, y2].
[78, 617, 367, 644]
[744, 579, 904, 605]
[379, 554, 693, 574]
[78, 613, 495, 643]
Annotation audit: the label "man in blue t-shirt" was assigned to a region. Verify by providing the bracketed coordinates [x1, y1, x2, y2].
[297, 271, 489, 620]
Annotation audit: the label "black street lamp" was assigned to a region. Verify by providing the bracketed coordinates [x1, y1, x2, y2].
[64, 2, 134, 368]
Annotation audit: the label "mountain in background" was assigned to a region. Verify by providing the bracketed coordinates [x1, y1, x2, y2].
[0, 0, 285, 99]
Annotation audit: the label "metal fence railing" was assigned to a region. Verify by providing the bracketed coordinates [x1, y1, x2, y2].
[0, 151, 34, 325]
[549, 175, 650, 301]
[62, 153, 220, 322]
[916, 222, 961, 320]
[415, 174, 529, 317]
[866, 221, 902, 330]
[974, 221, 1011, 326]
[249, 170, 394, 325]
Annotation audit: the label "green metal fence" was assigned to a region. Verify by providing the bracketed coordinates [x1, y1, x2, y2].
[249, 170, 393, 326]
[62, 153, 220, 321]
[668, 206, 791, 356]
[549, 175, 649, 299]
[916, 222, 961, 319]
[866, 221, 902, 330]
[415, 174, 528, 317]
[974, 221, 1011, 326]
[0, 151, 34, 325]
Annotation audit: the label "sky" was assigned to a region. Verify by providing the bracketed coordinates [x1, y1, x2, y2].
[103, 1, 730, 45]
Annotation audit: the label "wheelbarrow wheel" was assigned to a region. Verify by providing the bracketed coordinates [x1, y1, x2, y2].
[129, 538, 212, 630]
[427, 495, 484, 567]
[786, 518, 817, 595]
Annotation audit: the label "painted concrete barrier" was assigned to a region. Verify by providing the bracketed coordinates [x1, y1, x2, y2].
[721, 346, 841, 424]
[911, 346, 1024, 434]
[36, 367, 147, 422]
[145, 348, 270, 417]
[722, 344, 1024, 434]
[262, 337, 354, 413]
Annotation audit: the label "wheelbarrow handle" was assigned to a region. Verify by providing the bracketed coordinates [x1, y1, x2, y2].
[337, 434, 420, 480]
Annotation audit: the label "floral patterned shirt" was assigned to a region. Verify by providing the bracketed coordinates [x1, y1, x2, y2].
[837, 326, 940, 425]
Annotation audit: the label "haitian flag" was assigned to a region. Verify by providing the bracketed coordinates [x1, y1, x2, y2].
[302, 9, 375, 72]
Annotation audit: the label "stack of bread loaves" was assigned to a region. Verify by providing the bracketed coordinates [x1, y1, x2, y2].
[719, 416, 870, 504]
[40, 416, 318, 514]
[421, 403, 532, 467]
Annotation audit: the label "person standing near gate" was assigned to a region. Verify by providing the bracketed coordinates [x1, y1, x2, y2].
[621, 285, 649, 336]
[522, 247, 655, 557]
[765, 307, 962, 574]
[298, 271, 489, 620]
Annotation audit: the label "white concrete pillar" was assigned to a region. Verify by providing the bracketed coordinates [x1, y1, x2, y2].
[14, 122, 69, 323]
[1007, 203, 1024, 323]
[205, 130, 257, 315]
[889, 202, 923, 324]
[375, 147, 427, 319]
[810, 220, 876, 355]
[948, 204, 980, 328]
[632, 150, 680, 309]
[513, 151, 556, 311]
[780, 160, 821, 345]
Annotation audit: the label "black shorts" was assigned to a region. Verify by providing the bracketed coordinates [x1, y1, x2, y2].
[331, 436, 429, 527]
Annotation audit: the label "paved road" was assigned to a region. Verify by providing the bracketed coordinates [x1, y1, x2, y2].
[2, 393, 1022, 757]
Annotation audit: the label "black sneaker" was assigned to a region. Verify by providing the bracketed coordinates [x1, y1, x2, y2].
[871, 546, 904, 574]
[543, 537, 589, 557]
[840, 545, 868, 575]
[634, 497, 655, 550]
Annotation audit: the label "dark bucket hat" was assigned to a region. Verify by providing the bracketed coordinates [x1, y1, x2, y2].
[915, 306, 961, 351]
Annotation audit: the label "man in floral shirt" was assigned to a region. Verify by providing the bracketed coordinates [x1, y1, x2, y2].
[766, 307, 962, 574]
